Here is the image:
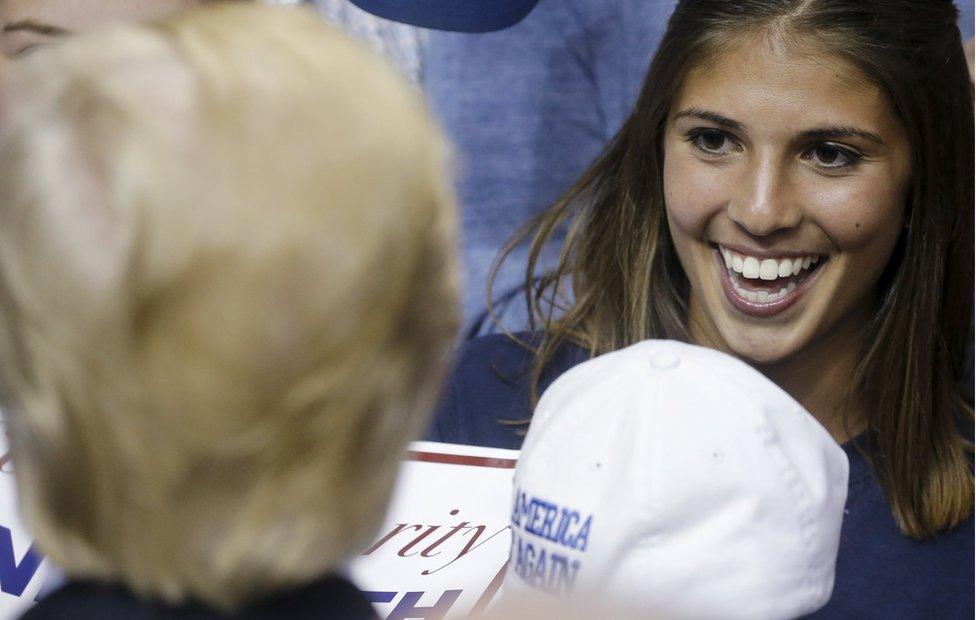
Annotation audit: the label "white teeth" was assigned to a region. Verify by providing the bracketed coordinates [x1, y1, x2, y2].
[742, 256, 760, 279]
[729, 272, 795, 304]
[719, 245, 822, 281]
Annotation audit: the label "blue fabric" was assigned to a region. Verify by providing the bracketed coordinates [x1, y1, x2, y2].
[347, 0, 540, 33]
[424, 0, 974, 334]
[427, 333, 975, 618]
[423, 0, 678, 331]
[24, 574, 377, 619]
[959, 0, 974, 38]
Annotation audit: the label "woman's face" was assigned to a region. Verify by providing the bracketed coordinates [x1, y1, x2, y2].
[0, 0, 200, 57]
[662, 35, 911, 365]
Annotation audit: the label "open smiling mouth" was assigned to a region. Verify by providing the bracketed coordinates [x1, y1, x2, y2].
[712, 244, 828, 317]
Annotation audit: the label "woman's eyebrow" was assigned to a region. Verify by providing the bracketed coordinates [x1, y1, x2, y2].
[799, 126, 885, 145]
[2, 20, 72, 37]
[674, 107, 743, 131]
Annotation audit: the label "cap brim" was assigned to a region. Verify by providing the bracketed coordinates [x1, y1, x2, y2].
[347, 0, 540, 33]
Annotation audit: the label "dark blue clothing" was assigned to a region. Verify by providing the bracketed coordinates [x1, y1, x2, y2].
[427, 333, 975, 619]
[22, 574, 376, 620]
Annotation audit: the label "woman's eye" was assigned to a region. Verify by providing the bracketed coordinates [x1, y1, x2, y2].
[804, 143, 863, 170]
[687, 129, 738, 156]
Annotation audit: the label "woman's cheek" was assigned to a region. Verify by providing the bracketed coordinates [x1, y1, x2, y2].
[806, 179, 905, 250]
[664, 157, 727, 236]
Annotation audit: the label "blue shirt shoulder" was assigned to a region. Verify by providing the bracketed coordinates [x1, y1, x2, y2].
[425, 332, 587, 449]
[814, 442, 974, 619]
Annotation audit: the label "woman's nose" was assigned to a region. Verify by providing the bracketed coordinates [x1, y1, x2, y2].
[726, 156, 802, 237]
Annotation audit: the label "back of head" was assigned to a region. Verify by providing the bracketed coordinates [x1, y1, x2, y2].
[0, 3, 458, 609]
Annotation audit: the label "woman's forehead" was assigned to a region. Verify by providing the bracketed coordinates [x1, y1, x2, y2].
[671, 34, 902, 140]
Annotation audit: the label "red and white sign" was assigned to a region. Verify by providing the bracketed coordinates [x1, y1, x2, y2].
[350, 441, 519, 619]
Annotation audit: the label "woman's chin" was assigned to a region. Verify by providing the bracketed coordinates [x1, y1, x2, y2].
[713, 328, 806, 367]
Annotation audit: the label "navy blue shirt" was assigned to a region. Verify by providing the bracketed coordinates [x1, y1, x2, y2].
[427, 333, 975, 619]
[22, 574, 376, 620]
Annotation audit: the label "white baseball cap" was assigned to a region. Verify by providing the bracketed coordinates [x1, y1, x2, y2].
[503, 340, 849, 620]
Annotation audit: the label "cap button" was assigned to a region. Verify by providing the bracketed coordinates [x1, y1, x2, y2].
[648, 351, 681, 370]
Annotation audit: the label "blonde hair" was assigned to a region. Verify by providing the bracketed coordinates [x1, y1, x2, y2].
[0, 3, 458, 609]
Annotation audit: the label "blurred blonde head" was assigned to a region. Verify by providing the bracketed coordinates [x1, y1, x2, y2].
[0, 3, 458, 609]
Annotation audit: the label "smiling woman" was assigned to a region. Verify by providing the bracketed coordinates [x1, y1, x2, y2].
[429, 0, 974, 616]
[663, 35, 913, 428]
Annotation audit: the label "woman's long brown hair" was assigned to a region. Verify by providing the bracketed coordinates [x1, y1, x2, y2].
[490, 0, 974, 539]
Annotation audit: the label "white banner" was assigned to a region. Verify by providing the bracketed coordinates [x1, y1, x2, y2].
[351, 441, 518, 619]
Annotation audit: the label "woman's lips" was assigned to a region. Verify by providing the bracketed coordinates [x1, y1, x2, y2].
[714, 246, 826, 317]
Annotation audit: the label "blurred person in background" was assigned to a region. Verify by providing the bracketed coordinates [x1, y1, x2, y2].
[0, 3, 458, 618]
[0, 0, 214, 57]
